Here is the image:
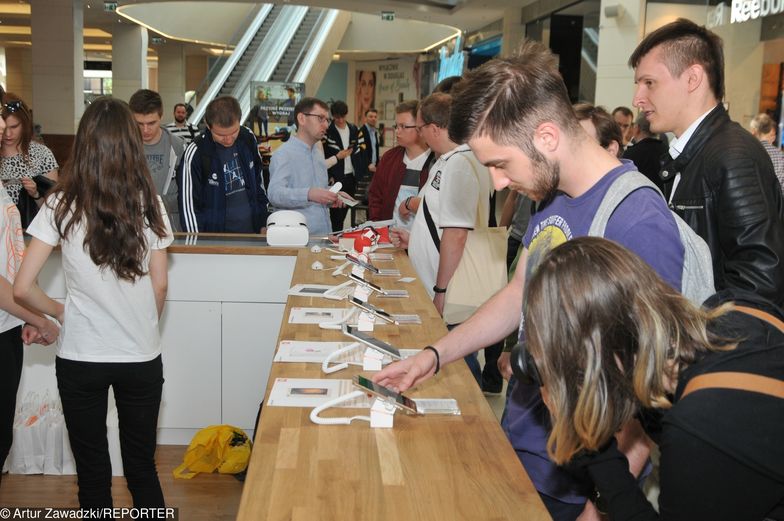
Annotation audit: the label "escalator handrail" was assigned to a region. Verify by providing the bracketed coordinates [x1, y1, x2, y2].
[189, 3, 274, 125]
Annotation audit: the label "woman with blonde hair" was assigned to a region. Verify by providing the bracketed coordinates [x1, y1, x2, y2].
[520, 236, 784, 520]
[13, 97, 172, 508]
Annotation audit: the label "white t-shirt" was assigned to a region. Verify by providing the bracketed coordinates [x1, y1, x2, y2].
[408, 144, 490, 297]
[392, 149, 431, 229]
[0, 184, 25, 333]
[27, 194, 174, 362]
[336, 125, 353, 175]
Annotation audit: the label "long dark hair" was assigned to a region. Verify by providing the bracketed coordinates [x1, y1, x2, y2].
[52, 97, 167, 281]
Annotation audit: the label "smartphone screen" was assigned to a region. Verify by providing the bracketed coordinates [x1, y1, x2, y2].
[349, 272, 383, 293]
[345, 254, 380, 273]
[353, 375, 418, 414]
[342, 324, 402, 359]
[349, 297, 396, 323]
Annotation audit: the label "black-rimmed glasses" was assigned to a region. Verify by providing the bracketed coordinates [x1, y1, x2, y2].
[303, 113, 331, 124]
[416, 123, 433, 133]
[394, 123, 417, 131]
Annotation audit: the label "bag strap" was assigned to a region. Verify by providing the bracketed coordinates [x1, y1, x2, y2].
[733, 305, 784, 333]
[681, 306, 784, 400]
[420, 148, 481, 253]
[682, 372, 784, 400]
[422, 197, 440, 252]
[589, 170, 662, 237]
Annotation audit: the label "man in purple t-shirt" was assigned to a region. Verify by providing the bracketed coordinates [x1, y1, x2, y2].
[373, 41, 685, 520]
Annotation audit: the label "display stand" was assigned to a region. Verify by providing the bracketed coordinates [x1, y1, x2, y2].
[369, 398, 396, 428]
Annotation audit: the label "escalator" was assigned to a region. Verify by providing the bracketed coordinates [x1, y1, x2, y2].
[190, 4, 343, 125]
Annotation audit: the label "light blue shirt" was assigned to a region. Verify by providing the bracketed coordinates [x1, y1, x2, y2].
[268, 135, 332, 235]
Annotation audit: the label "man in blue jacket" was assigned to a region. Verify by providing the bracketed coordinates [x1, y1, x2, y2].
[178, 96, 269, 233]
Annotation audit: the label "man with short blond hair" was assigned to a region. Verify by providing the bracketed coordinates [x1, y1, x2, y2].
[367, 100, 434, 226]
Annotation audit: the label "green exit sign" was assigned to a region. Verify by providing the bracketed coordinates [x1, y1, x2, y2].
[381, 11, 395, 21]
[104, 2, 118, 12]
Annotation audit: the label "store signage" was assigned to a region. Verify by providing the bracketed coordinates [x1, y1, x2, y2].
[731, 0, 784, 23]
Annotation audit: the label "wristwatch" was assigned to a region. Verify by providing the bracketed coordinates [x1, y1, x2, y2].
[433, 285, 447, 294]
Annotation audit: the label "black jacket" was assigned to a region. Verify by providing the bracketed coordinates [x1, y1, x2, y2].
[623, 136, 669, 193]
[323, 122, 367, 182]
[660, 104, 784, 307]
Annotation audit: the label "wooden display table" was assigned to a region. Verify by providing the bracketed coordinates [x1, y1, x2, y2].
[237, 247, 550, 520]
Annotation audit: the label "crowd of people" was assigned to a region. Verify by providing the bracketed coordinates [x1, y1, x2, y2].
[0, 15, 782, 521]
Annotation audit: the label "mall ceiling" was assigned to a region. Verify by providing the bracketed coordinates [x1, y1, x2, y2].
[0, 0, 530, 60]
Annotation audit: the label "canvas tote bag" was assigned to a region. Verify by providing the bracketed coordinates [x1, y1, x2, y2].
[422, 153, 507, 325]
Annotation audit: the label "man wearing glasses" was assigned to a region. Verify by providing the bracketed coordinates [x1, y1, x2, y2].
[367, 100, 434, 227]
[268, 97, 348, 235]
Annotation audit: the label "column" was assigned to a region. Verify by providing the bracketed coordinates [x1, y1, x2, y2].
[157, 41, 187, 120]
[5, 47, 33, 106]
[112, 23, 148, 103]
[594, 0, 646, 110]
[501, 7, 525, 58]
[30, 0, 83, 134]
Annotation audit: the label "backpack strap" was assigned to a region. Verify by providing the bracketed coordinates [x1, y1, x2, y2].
[733, 305, 784, 333]
[681, 306, 784, 400]
[422, 197, 440, 252]
[682, 372, 784, 400]
[588, 170, 662, 237]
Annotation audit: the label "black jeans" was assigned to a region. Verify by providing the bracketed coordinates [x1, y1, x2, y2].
[330, 174, 355, 232]
[0, 325, 22, 477]
[56, 355, 165, 509]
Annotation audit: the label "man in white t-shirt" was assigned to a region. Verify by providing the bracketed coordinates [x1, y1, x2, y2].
[392, 93, 491, 384]
[393, 93, 491, 308]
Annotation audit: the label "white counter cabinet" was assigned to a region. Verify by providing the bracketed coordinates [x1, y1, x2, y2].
[16, 249, 297, 457]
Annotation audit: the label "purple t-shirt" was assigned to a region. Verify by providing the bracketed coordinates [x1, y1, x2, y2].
[503, 161, 684, 504]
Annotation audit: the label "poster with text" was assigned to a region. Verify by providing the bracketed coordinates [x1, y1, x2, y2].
[246, 81, 305, 137]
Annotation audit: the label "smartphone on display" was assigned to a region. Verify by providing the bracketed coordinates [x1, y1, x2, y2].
[345, 254, 380, 274]
[352, 375, 419, 415]
[349, 296, 398, 324]
[342, 324, 402, 360]
[348, 272, 385, 294]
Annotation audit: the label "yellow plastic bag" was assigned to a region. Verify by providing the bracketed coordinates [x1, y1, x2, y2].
[173, 425, 252, 479]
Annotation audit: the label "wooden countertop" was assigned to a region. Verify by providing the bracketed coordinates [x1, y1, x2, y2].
[167, 233, 323, 256]
[237, 248, 551, 521]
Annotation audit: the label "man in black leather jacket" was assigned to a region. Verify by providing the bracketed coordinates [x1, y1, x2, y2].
[629, 18, 784, 307]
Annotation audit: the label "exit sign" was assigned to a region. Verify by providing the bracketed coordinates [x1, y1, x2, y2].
[381, 11, 395, 21]
[104, 2, 117, 12]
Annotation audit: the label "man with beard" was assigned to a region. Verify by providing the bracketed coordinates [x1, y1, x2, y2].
[373, 41, 685, 520]
[166, 102, 197, 145]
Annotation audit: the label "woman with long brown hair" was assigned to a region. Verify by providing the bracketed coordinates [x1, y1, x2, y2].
[13, 97, 173, 509]
[522, 237, 784, 520]
[0, 94, 58, 222]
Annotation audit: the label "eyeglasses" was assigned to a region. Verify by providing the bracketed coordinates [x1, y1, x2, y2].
[2, 101, 22, 115]
[302, 113, 331, 124]
[416, 123, 433, 133]
[394, 124, 417, 131]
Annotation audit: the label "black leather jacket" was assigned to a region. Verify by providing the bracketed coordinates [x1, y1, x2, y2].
[660, 104, 784, 307]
